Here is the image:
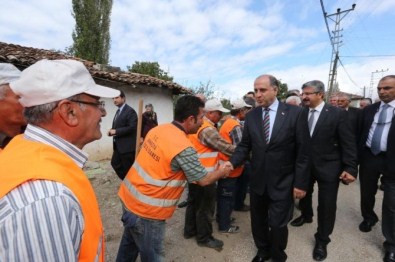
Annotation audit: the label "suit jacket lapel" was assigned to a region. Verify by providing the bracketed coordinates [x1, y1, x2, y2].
[367, 103, 380, 127]
[270, 102, 287, 144]
[254, 107, 265, 143]
[312, 103, 329, 137]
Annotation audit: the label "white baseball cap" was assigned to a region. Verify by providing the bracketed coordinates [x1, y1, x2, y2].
[231, 99, 252, 110]
[205, 99, 229, 113]
[0, 63, 21, 85]
[10, 59, 120, 107]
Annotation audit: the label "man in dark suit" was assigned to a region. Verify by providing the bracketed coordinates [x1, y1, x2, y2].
[337, 93, 360, 135]
[108, 90, 138, 180]
[358, 75, 395, 262]
[228, 74, 310, 262]
[290, 80, 358, 261]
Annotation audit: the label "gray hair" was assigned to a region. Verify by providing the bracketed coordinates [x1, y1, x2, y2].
[301, 80, 325, 94]
[24, 94, 81, 125]
[285, 95, 301, 105]
[338, 93, 351, 101]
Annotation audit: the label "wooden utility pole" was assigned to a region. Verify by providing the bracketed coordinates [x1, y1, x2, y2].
[320, 1, 356, 100]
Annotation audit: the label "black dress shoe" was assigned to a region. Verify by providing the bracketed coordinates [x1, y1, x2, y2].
[177, 200, 188, 208]
[251, 253, 271, 262]
[313, 243, 327, 261]
[290, 215, 313, 227]
[384, 252, 395, 262]
[359, 220, 377, 232]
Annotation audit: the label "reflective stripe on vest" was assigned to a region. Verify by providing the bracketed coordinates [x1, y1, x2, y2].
[133, 161, 186, 188]
[123, 177, 181, 207]
[119, 123, 191, 220]
[219, 118, 244, 178]
[189, 120, 219, 172]
[198, 152, 218, 158]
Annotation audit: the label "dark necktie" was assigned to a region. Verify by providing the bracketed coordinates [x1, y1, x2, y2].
[308, 109, 316, 134]
[263, 107, 270, 144]
[112, 109, 120, 128]
[371, 104, 389, 155]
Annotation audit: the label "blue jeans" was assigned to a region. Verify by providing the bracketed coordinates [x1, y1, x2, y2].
[116, 210, 165, 262]
[216, 177, 237, 230]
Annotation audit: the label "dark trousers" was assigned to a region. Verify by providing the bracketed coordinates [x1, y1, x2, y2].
[299, 173, 340, 245]
[359, 147, 386, 223]
[250, 190, 293, 262]
[383, 178, 395, 253]
[184, 183, 216, 243]
[111, 145, 135, 180]
[234, 162, 251, 210]
[216, 177, 237, 230]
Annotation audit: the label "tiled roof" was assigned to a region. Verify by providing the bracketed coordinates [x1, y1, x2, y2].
[0, 42, 192, 95]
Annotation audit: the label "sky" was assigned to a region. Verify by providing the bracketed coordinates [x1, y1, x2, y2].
[1, 0, 395, 100]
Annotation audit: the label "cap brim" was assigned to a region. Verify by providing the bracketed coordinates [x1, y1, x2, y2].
[219, 107, 230, 113]
[84, 84, 120, 98]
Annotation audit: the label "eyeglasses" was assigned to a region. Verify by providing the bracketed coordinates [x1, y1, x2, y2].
[71, 100, 106, 111]
[301, 91, 319, 96]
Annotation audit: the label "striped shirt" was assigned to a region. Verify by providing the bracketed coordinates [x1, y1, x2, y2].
[170, 122, 207, 183]
[0, 124, 87, 262]
[171, 147, 208, 183]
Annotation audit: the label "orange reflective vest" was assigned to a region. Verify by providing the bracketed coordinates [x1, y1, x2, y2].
[218, 118, 244, 178]
[0, 135, 104, 262]
[119, 123, 191, 220]
[189, 120, 219, 172]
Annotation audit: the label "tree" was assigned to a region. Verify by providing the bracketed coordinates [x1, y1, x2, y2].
[70, 0, 112, 64]
[128, 61, 173, 82]
[189, 80, 216, 99]
[277, 81, 289, 101]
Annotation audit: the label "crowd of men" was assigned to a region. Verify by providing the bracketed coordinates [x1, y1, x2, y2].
[0, 60, 394, 262]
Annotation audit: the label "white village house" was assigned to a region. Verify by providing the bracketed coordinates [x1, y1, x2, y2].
[0, 42, 191, 161]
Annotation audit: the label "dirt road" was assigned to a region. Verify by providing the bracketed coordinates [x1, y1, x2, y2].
[87, 160, 385, 262]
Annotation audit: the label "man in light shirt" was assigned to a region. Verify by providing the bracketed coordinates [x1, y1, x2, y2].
[0, 59, 120, 261]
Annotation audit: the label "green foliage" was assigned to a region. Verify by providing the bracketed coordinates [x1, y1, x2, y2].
[221, 98, 231, 110]
[70, 0, 112, 64]
[128, 61, 174, 82]
[277, 81, 289, 101]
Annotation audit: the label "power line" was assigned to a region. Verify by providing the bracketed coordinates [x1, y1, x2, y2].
[340, 54, 395, 58]
[337, 58, 359, 88]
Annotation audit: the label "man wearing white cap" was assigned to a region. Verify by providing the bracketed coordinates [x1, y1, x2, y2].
[0, 63, 26, 150]
[184, 98, 236, 250]
[217, 98, 252, 234]
[0, 59, 120, 261]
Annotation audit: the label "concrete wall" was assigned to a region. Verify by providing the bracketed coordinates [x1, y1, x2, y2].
[83, 86, 174, 161]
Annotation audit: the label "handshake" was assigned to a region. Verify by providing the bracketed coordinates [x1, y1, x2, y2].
[218, 161, 234, 178]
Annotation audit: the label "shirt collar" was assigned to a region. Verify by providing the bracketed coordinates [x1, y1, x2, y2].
[381, 100, 395, 109]
[262, 98, 279, 112]
[23, 124, 88, 168]
[118, 103, 126, 112]
[311, 101, 325, 112]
